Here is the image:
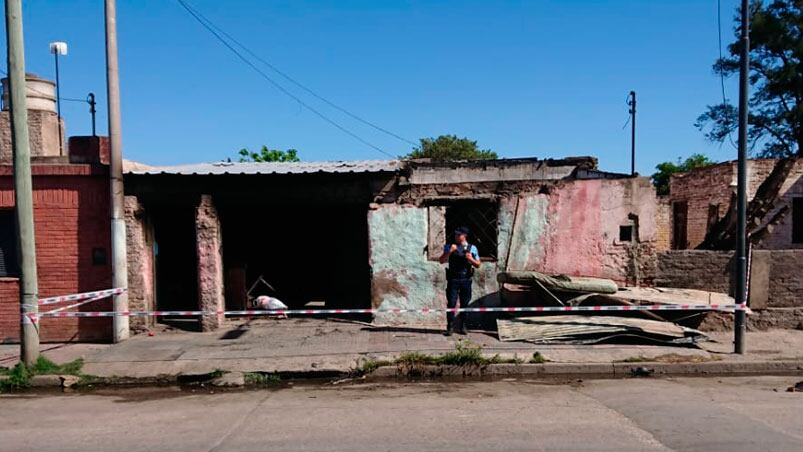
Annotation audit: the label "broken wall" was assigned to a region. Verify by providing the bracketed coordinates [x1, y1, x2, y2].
[369, 177, 660, 325]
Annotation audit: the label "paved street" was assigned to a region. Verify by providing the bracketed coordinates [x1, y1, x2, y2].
[1, 376, 801, 451]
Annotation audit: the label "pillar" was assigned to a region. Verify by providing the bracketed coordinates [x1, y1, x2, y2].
[196, 195, 224, 331]
[124, 195, 154, 333]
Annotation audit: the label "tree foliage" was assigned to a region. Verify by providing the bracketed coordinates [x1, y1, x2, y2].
[405, 135, 498, 161]
[238, 145, 300, 162]
[652, 154, 716, 196]
[695, 0, 802, 157]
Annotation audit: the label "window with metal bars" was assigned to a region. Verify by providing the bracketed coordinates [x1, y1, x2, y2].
[444, 201, 498, 260]
[0, 210, 19, 277]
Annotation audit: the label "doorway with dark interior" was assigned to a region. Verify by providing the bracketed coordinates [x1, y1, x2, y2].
[221, 202, 371, 318]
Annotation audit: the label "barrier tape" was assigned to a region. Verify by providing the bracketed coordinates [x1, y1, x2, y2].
[38, 288, 126, 306]
[44, 294, 108, 315]
[35, 303, 749, 319]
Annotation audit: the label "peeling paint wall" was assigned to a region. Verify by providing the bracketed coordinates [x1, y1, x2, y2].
[368, 177, 660, 325]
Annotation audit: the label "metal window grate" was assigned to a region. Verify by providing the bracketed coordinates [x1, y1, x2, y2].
[445, 201, 498, 260]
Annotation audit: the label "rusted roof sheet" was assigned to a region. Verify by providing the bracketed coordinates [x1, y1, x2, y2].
[497, 315, 708, 345]
[126, 160, 401, 175]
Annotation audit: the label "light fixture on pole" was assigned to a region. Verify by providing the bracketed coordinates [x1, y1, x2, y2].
[49, 41, 68, 154]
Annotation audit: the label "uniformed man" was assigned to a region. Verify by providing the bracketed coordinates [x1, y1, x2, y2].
[439, 226, 481, 336]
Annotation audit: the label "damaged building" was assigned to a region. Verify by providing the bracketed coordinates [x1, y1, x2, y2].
[124, 157, 660, 331]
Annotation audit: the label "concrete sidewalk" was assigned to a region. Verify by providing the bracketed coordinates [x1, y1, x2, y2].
[2, 318, 803, 378]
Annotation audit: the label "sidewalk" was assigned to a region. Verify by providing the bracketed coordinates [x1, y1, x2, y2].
[2, 318, 802, 379]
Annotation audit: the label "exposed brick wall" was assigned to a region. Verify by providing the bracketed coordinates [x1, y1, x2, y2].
[657, 250, 803, 308]
[0, 165, 112, 343]
[196, 195, 224, 331]
[125, 196, 154, 333]
[755, 159, 803, 250]
[766, 250, 803, 307]
[667, 159, 803, 250]
[654, 196, 671, 252]
[669, 162, 735, 249]
[0, 110, 64, 160]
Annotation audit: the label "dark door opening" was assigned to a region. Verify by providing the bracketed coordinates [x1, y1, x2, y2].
[152, 206, 198, 314]
[222, 204, 371, 312]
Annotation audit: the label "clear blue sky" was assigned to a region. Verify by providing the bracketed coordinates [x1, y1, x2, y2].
[3, 0, 743, 174]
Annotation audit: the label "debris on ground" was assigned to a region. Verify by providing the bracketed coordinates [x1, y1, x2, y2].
[787, 381, 803, 392]
[630, 367, 655, 377]
[496, 270, 735, 331]
[496, 315, 708, 345]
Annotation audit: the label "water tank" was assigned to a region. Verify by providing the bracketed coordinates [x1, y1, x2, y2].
[1, 73, 57, 113]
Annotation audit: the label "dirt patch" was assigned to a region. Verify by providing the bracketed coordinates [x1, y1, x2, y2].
[371, 271, 409, 309]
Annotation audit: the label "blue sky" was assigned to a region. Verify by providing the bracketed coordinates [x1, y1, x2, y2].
[3, 0, 742, 174]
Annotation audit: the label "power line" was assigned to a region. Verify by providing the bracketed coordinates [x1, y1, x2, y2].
[0, 68, 89, 103]
[176, 0, 397, 158]
[177, 0, 416, 147]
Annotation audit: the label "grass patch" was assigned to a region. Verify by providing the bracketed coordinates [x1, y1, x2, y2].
[0, 356, 85, 392]
[529, 352, 548, 364]
[396, 341, 504, 367]
[354, 358, 392, 375]
[244, 372, 281, 386]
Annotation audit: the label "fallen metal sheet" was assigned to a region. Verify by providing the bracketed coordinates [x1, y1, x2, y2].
[606, 287, 734, 306]
[497, 315, 708, 345]
[497, 271, 618, 294]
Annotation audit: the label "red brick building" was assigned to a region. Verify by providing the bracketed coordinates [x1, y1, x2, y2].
[0, 75, 112, 343]
[667, 158, 803, 250]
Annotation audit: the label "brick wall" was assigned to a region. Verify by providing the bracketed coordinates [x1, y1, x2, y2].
[669, 162, 735, 249]
[656, 250, 803, 308]
[654, 196, 671, 251]
[667, 159, 803, 250]
[0, 165, 112, 343]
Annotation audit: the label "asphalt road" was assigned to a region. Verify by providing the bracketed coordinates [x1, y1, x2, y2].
[1, 376, 801, 451]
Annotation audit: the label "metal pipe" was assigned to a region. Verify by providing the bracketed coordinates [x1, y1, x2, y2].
[54, 51, 63, 155]
[734, 0, 749, 354]
[629, 91, 636, 176]
[5, 0, 40, 366]
[105, 0, 129, 342]
[88, 92, 96, 136]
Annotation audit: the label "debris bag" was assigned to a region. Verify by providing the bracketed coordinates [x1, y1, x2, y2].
[497, 271, 618, 294]
[253, 295, 288, 310]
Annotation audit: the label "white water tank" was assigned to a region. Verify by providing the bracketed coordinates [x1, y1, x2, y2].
[1, 73, 57, 112]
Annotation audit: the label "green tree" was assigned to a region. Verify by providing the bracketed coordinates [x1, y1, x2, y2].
[652, 154, 716, 196]
[238, 145, 300, 162]
[695, 0, 802, 157]
[405, 135, 498, 161]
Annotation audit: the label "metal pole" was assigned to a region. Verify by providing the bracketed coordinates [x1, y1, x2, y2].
[54, 52, 61, 119]
[734, 0, 749, 354]
[105, 0, 129, 342]
[54, 51, 63, 155]
[88, 92, 96, 136]
[5, 0, 40, 366]
[629, 91, 636, 176]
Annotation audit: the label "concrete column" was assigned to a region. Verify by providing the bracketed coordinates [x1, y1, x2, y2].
[124, 196, 154, 333]
[196, 195, 224, 331]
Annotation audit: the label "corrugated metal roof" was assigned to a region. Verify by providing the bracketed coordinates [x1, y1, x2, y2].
[126, 160, 401, 176]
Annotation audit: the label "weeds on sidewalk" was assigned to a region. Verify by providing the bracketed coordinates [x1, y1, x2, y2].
[244, 372, 282, 386]
[0, 357, 84, 392]
[530, 352, 548, 364]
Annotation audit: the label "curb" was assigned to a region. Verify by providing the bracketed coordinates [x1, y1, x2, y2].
[368, 360, 803, 379]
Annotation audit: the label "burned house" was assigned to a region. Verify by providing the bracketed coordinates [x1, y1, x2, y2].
[124, 157, 660, 331]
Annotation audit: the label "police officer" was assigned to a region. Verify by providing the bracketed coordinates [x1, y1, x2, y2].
[439, 226, 481, 336]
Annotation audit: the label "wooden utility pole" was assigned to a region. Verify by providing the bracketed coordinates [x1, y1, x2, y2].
[5, 0, 40, 366]
[105, 0, 129, 342]
[628, 91, 636, 176]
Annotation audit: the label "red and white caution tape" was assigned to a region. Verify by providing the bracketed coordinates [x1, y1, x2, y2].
[38, 288, 126, 306]
[36, 303, 749, 319]
[44, 294, 109, 315]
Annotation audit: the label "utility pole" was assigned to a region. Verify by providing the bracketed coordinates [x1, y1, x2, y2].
[734, 0, 749, 354]
[105, 0, 129, 342]
[628, 91, 636, 176]
[5, 0, 40, 366]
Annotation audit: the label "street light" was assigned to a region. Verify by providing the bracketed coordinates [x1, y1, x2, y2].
[49, 41, 68, 154]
